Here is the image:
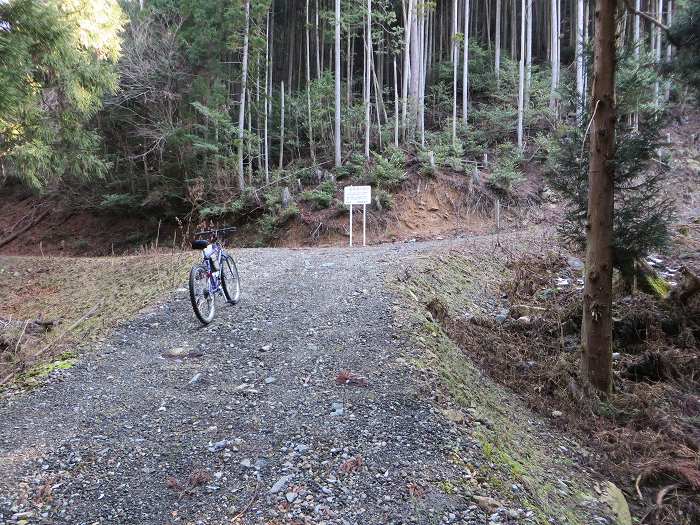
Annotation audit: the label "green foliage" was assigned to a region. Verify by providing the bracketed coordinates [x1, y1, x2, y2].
[417, 151, 437, 177]
[488, 144, 524, 192]
[547, 90, 674, 283]
[336, 153, 366, 180]
[668, 0, 700, 99]
[198, 187, 259, 219]
[532, 132, 561, 172]
[258, 203, 300, 239]
[0, 0, 125, 190]
[301, 179, 336, 209]
[373, 188, 394, 210]
[367, 147, 407, 189]
[423, 128, 466, 173]
[469, 106, 518, 145]
[99, 193, 141, 211]
[616, 49, 664, 117]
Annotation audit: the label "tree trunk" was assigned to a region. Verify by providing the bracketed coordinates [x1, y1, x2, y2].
[409, 0, 421, 138]
[525, 0, 532, 102]
[654, 0, 663, 106]
[279, 81, 285, 169]
[419, 3, 426, 146]
[306, 0, 316, 162]
[264, 9, 270, 184]
[511, 0, 517, 58]
[486, 0, 491, 50]
[462, 0, 470, 124]
[451, 0, 458, 147]
[237, 0, 251, 192]
[401, 0, 415, 139]
[632, 0, 640, 130]
[334, 0, 342, 167]
[581, 0, 616, 394]
[365, 0, 372, 158]
[549, 0, 560, 112]
[315, 0, 321, 79]
[575, 0, 585, 123]
[347, 32, 353, 105]
[495, 0, 501, 82]
[288, 14, 295, 95]
[517, 0, 525, 149]
[393, 55, 399, 147]
[665, 0, 673, 101]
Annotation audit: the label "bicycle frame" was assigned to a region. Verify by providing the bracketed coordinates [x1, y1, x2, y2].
[198, 241, 226, 296]
[189, 226, 239, 324]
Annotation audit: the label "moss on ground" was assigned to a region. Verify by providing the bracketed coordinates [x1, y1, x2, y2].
[391, 251, 603, 525]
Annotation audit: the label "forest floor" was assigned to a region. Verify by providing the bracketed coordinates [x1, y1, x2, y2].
[0, 230, 620, 525]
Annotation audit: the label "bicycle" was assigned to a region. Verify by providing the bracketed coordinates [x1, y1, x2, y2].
[189, 227, 241, 324]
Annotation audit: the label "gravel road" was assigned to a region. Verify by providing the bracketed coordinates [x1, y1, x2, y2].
[0, 235, 570, 524]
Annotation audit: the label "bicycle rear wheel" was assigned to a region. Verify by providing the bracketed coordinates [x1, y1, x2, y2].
[221, 256, 241, 304]
[189, 265, 215, 324]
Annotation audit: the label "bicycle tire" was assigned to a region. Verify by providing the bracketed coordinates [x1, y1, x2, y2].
[221, 256, 241, 304]
[189, 265, 215, 324]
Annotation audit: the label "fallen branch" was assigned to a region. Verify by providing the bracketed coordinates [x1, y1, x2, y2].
[230, 480, 259, 523]
[621, 0, 680, 48]
[31, 301, 102, 359]
[0, 317, 60, 336]
[13, 320, 29, 356]
[0, 208, 50, 249]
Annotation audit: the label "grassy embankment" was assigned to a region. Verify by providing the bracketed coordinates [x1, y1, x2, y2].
[392, 248, 616, 525]
[0, 251, 195, 389]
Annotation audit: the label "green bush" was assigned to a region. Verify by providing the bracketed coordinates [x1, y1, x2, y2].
[258, 203, 300, 238]
[368, 149, 406, 190]
[198, 187, 258, 219]
[417, 150, 437, 177]
[374, 188, 395, 210]
[488, 144, 524, 192]
[99, 193, 141, 211]
[301, 179, 336, 209]
[335, 153, 366, 180]
[469, 106, 517, 146]
[423, 128, 466, 172]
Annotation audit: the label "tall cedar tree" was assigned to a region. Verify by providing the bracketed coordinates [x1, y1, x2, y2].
[548, 52, 675, 291]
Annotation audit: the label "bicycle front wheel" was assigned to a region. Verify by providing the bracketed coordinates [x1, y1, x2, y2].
[221, 256, 241, 304]
[189, 265, 215, 324]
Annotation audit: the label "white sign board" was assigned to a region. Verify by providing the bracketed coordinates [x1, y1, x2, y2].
[343, 186, 372, 247]
[344, 185, 372, 205]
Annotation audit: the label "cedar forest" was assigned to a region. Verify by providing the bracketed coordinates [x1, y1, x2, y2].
[2, 0, 699, 390]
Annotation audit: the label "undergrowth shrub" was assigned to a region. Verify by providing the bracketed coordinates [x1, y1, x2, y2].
[99, 193, 141, 212]
[424, 128, 465, 172]
[258, 203, 299, 238]
[373, 188, 395, 210]
[198, 187, 258, 219]
[301, 179, 336, 209]
[368, 147, 406, 189]
[417, 150, 437, 177]
[335, 153, 365, 180]
[547, 62, 674, 287]
[488, 143, 524, 192]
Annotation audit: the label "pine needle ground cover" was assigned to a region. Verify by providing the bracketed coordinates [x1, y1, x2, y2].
[400, 247, 699, 525]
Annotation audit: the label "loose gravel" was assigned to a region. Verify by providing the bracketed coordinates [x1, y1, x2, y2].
[0, 234, 598, 524]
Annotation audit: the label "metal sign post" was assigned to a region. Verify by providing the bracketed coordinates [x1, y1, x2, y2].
[362, 204, 366, 246]
[343, 185, 372, 247]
